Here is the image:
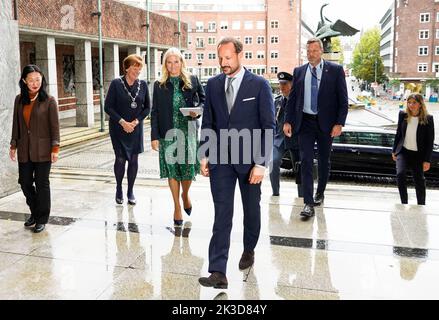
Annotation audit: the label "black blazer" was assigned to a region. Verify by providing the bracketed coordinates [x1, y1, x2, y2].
[392, 111, 435, 163]
[151, 75, 205, 141]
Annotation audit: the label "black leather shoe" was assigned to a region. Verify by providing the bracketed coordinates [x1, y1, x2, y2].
[127, 195, 136, 205]
[300, 204, 315, 219]
[24, 216, 36, 227]
[239, 250, 255, 270]
[184, 207, 192, 216]
[115, 188, 123, 204]
[33, 224, 45, 233]
[199, 272, 228, 289]
[313, 192, 324, 206]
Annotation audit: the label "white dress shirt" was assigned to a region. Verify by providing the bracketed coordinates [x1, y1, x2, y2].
[224, 66, 246, 106]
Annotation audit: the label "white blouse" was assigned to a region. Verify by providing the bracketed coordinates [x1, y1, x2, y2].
[403, 116, 419, 151]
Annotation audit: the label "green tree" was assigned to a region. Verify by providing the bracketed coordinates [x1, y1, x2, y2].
[351, 28, 385, 84]
[331, 37, 344, 65]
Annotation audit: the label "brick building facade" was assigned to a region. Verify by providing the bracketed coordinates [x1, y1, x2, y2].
[390, 0, 439, 96]
[16, 0, 187, 125]
[153, 0, 301, 83]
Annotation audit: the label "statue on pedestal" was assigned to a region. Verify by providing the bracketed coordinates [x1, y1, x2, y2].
[315, 3, 359, 53]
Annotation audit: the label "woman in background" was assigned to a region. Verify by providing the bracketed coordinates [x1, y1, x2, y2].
[392, 93, 435, 205]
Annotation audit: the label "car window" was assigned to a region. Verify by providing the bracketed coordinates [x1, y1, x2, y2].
[334, 131, 358, 144]
[382, 133, 395, 147]
[357, 132, 386, 146]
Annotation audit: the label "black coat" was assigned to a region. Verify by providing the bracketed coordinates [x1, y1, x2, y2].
[151, 75, 205, 141]
[392, 111, 435, 163]
[104, 77, 151, 159]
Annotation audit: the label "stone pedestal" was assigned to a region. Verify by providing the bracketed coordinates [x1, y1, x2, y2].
[0, 1, 20, 197]
[75, 40, 94, 127]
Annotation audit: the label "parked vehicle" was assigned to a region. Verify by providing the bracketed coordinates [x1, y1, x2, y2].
[281, 125, 439, 181]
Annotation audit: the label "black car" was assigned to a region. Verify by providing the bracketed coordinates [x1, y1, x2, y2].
[281, 125, 439, 182]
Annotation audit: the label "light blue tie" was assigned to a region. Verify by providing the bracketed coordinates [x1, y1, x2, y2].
[311, 66, 318, 113]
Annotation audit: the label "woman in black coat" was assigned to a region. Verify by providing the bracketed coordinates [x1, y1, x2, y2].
[150, 47, 205, 226]
[105, 54, 151, 205]
[392, 93, 435, 205]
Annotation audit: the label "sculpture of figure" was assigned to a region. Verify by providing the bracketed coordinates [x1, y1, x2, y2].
[315, 3, 359, 53]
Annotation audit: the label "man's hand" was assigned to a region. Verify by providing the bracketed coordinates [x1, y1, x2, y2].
[331, 124, 343, 137]
[283, 123, 292, 137]
[249, 166, 265, 184]
[151, 140, 159, 151]
[392, 153, 397, 161]
[423, 162, 431, 172]
[201, 158, 209, 177]
[130, 119, 140, 127]
[9, 148, 16, 161]
[189, 111, 199, 119]
[51, 152, 59, 163]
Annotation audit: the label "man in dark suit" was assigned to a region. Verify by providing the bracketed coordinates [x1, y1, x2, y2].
[283, 38, 348, 219]
[198, 37, 275, 289]
[270, 71, 299, 196]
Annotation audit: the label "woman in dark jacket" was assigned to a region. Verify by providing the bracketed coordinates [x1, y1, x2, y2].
[151, 47, 205, 226]
[105, 54, 151, 205]
[392, 93, 435, 205]
[9, 64, 60, 233]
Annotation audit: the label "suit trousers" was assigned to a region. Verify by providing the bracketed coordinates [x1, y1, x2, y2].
[18, 161, 52, 224]
[396, 147, 426, 205]
[208, 164, 261, 275]
[298, 116, 333, 205]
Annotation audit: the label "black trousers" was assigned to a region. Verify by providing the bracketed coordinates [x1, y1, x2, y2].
[396, 148, 426, 205]
[18, 161, 52, 224]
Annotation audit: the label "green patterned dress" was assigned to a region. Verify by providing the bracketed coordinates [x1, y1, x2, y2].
[159, 76, 200, 181]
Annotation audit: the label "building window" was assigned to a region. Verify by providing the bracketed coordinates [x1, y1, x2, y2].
[256, 51, 265, 59]
[208, 53, 216, 60]
[395, 48, 398, 57]
[184, 53, 192, 60]
[417, 63, 428, 72]
[271, 36, 279, 44]
[245, 52, 253, 59]
[188, 36, 192, 45]
[244, 36, 253, 44]
[271, 51, 279, 59]
[196, 53, 204, 61]
[395, 32, 398, 41]
[436, 29, 439, 39]
[208, 37, 216, 45]
[437, 12, 439, 22]
[196, 21, 204, 32]
[244, 21, 253, 30]
[396, 16, 399, 25]
[419, 30, 429, 39]
[208, 22, 216, 32]
[433, 63, 439, 73]
[396, 0, 399, 8]
[270, 20, 279, 28]
[257, 36, 265, 44]
[196, 38, 205, 48]
[220, 21, 228, 30]
[232, 21, 241, 30]
[435, 46, 439, 55]
[270, 66, 278, 74]
[420, 13, 430, 23]
[256, 21, 265, 30]
[418, 46, 428, 56]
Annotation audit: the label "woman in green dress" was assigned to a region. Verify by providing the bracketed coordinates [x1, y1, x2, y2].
[151, 47, 205, 226]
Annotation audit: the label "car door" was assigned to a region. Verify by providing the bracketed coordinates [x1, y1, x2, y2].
[330, 131, 362, 173]
[354, 132, 394, 176]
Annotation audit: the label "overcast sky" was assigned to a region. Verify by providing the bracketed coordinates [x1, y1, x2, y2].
[302, 0, 393, 33]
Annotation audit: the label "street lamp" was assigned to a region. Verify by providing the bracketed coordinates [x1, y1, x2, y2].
[197, 60, 202, 83]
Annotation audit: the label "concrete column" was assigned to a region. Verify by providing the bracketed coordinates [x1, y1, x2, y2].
[74, 40, 94, 127]
[104, 43, 120, 94]
[0, 0, 20, 197]
[127, 46, 141, 56]
[149, 48, 160, 91]
[35, 36, 58, 102]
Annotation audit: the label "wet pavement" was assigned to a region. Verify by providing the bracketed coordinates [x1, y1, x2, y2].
[0, 101, 439, 299]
